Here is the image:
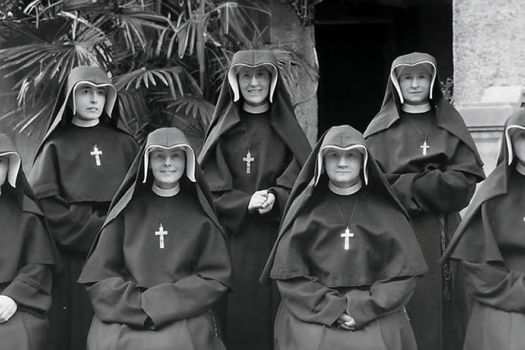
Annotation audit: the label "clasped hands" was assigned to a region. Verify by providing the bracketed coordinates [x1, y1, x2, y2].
[248, 190, 275, 214]
[336, 312, 356, 331]
[0, 295, 17, 323]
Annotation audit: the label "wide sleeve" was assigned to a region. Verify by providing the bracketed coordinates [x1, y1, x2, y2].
[277, 276, 416, 329]
[81, 217, 150, 328]
[212, 189, 251, 235]
[2, 265, 52, 313]
[385, 144, 480, 214]
[268, 157, 301, 220]
[2, 212, 55, 313]
[207, 144, 252, 235]
[463, 261, 525, 312]
[38, 195, 105, 254]
[140, 220, 231, 328]
[277, 278, 347, 326]
[345, 277, 416, 327]
[449, 199, 525, 312]
[30, 143, 106, 254]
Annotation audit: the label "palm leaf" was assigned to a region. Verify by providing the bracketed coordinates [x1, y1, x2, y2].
[114, 65, 200, 99]
[166, 94, 215, 129]
[271, 47, 319, 106]
[118, 89, 150, 140]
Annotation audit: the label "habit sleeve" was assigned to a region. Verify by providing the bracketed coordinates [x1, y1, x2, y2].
[39, 195, 105, 254]
[268, 158, 301, 219]
[345, 277, 416, 327]
[85, 218, 149, 328]
[141, 221, 229, 328]
[277, 278, 347, 326]
[2, 264, 52, 313]
[463, 261, 525, 312]
[387, 145, 478, 214]
[210, 146, 251, 235]
[277, 276, 416, 329]
[213, 189, 251, 235]
[1, 212, 54, 313]
[86, 216, 229, 329]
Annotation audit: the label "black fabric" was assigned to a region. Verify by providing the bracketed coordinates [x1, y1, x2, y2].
[77, 127, 230, 350]
[441, 111, 525, 350]
[262, 125, 425, 350]
[364, 52, 485, 350]
[198, 49, 311, 350]
[0, 133, 55, 350]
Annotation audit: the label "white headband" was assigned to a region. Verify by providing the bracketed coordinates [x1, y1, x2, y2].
[390, 61, 437, 104]
[505, 125, 525, 165]
[143, 144, 196, 183]
[71, 81, 116, 115]
[0, 152, 20, 188]
[227, 63, 279, 103]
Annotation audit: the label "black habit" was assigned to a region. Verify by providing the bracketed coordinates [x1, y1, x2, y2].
[443, 110, 525, 350]
[0, 133, 56, 350]
[364, 52, 485, 350]
[198, 49, 311, 350]
[29, 66, 137, 350]
[79, 127, 231, 350]
[261, 125, 427, 350]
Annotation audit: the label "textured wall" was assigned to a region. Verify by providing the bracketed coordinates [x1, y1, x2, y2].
[270, 0, 318, 144]
[454, 0, 525, 105]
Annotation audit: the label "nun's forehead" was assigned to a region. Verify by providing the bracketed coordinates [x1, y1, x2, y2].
[236, 65, 272, 74]
[148, 146, 186, 154]
[75, 82, 108, 90]
[395, 63, 433, 77]
[322, 147, 363, 155]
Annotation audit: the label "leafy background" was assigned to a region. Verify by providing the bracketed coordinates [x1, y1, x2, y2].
[0, 0, 318, 156]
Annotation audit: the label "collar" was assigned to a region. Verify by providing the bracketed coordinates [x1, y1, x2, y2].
[72, 117, 100, 128]
[401, 103, 432, 114]
[516, 162, 525, 176]
[328, 180, 362, 196]
[152, 183, 180, 197]
[243, 102, 270, 114]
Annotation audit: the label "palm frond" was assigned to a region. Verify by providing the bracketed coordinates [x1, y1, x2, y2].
[163, 94, 216, 153]
[118, 88, 151, 140]
[114, 65, 200, 99]
[109, 9, 175, 54]
[0, 16, 110, 103]
[271, 47, 319, 106]
[166, 94, 215, 128]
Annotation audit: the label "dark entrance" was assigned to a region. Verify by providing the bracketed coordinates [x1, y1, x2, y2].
[315, 0, 453, 135]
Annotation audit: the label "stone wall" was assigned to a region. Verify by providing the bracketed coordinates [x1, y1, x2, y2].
[454, 0, 525, 174]
[270, 0, 318, 144]
[453, 0, 525, 106]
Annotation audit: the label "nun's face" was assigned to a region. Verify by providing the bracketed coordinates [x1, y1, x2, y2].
[324, 149, 362, 188]
[0, 156, 8, 186]
[398, 66, 431, 105]
[511, 129, 525, 166]
[238, 67, 271, 107]
[74, 83, 106, 121]
[149, 148, 185, 189]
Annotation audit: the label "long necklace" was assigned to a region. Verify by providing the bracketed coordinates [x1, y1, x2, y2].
[333, 193, 360, 251]
[405, 114, 432, 156]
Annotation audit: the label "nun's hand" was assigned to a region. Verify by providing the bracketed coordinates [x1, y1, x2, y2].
[336, 313, 356, 331]
[0, 295, 17, 323]
[258, 192, 275, 214]
[248, 190, 268, 211]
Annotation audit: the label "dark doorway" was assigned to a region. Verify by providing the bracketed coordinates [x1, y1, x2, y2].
[315, 0, 453, 135]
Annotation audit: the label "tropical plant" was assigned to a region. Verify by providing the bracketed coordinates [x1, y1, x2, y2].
[0, 0, 319, 152]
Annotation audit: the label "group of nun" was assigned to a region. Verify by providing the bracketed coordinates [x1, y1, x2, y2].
[0, 48, 521, 350]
